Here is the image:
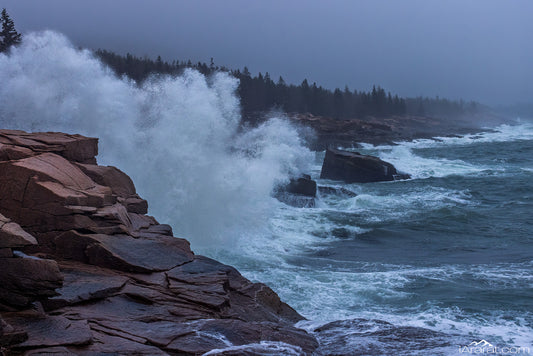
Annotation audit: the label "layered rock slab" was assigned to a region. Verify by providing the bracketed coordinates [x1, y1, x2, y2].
[0, 129, 317, 355]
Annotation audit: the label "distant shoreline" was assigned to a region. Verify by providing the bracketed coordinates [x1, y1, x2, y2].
[241, 111, 513, 150]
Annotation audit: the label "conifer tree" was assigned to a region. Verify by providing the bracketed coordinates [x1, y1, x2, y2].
[0, 8, 22, 53]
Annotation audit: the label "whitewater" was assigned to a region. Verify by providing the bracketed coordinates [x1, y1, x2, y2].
[1, 32, 532, 355]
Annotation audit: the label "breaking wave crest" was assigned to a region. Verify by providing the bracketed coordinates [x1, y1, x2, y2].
[0, 31, 313, 246]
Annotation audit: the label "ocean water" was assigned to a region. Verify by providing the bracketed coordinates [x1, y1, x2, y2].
[2, 32, 532, 356]
[203, 122, 533, 355]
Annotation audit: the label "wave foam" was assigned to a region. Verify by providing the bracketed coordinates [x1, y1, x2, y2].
[0, 31, 313, 247]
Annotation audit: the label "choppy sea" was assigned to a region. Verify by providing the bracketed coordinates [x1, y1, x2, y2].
[204, 122, 533, 355]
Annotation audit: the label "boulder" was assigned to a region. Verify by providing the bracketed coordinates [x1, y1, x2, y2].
[320, 148, 410, 183]
[274, 174, 317, 208]
[284, 174, 317, 197]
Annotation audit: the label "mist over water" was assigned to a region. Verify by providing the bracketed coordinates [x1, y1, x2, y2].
[0, 31, 313, 245]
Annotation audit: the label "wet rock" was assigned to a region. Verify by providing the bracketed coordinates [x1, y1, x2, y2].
[43, 262, 129, 310]
[274, 192, 316, 208]
[320, 147, 410, 183]
[318, 185, 358, 198]
[0, 213, 63, 310]
[0, 130, 318, 355]
[0, 316, 28, 347]
[274, 174, 317, 208]
[314, 318, 463, 356]
[284, 174, 317, 197]
[92, 319, 191, 348]
[234, 282, 304, 324]
[3, 315, 92, 349]
[166, 256, 242, 311]
[55, 230, 194, 273]
[0, 254, 62, 309]
[23, 346, 77, 355]
[164, 319, 317, 355]
[0, 213, 38, 248]
[0, 248, 13, 257]
[77, 330, 168, 355]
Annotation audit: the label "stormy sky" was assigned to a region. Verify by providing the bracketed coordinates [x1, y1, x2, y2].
[3, 0, 532, 105]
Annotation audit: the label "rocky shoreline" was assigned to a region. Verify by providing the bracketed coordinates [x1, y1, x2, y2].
[0, 130, 318, 355]
[285, 113, 504, 149]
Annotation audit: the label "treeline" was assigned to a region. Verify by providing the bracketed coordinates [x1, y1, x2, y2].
[406, 97, 480, 119]
[237, 72, 407, 118]
[95, 49, 478, 120]
[0, 8, 22, 53]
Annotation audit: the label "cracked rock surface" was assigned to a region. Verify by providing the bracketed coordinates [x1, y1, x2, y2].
[0, 130, 318, 355]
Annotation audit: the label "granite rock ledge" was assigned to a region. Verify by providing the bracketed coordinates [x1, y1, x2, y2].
[0, 129, 318, 355]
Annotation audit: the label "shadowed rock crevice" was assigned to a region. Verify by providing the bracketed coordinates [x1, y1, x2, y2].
[0, 129, 318, 355]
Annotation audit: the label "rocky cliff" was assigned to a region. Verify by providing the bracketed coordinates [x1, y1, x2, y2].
[0, 130, 318, 355]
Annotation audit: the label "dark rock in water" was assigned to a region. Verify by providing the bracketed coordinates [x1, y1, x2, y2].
[284, 174, 317, 197]
[274, 192, 316, 208]
[274, 174, 317, 207]
[320, 148, 410, 183]
[314, 318, 467, 356]
[318, 185, 357, 198]
[0, 129, 318, 355]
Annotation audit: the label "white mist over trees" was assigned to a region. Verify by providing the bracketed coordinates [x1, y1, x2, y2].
[0, 31, 313, 246]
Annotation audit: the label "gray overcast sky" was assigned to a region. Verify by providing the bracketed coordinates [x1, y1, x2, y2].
[3, 0, 533, 105]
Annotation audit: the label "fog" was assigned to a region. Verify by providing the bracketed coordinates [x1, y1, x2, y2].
[3, 0, 533, 105]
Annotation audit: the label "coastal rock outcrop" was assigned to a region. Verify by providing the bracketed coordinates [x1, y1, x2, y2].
[274, 174, 317, 208]
[0, 129, 318, 355]
[320, 147, 410, 183]
[284, 174, 317, 197]
[286, 113, 491, 149]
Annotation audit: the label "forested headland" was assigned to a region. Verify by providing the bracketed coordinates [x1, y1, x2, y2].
[95, 50, 484, 123]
